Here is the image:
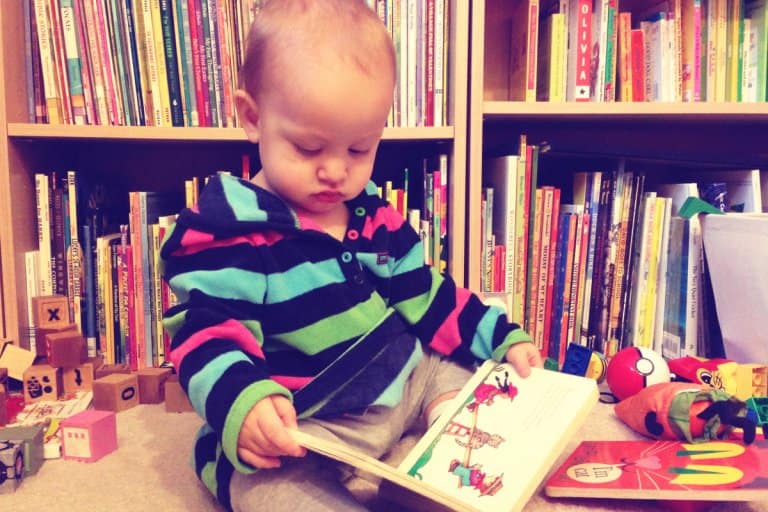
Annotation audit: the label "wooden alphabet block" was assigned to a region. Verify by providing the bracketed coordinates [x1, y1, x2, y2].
[0, 424, 45, 475]
[92, 373, 139, 412]
[45, 330, 86, 368]
[31, 295, 71, 330]
[0, 440, 24, 493]
[165, 375, 194, 413]
[60, 410, 117, 462]
[62, 360, 96, 394]
[0, 342, 35, 381]
[94, 363, 132, 380]
[137, 367, 172, 404]
[22, 364, 61, 403]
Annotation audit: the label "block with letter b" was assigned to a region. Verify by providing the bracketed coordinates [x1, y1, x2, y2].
[31, 295, 70, 330]
[92, 373, 139, 412]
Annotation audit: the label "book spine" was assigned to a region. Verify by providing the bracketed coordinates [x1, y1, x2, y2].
[199, 0, 219, 126]
[124, 0, 148, 125]
[562, 211, 580, 355]
[526, 0, 540, 101]
[618, 11, 632, 100]
[35, 173, 54, 295]
[66, 170, 87, 353]
[567, 0, 592, 101]
[630, 29, 646, 101]
[50, 175, 67, 296]
[106, 0, 134, 125]
[79, 0, 108, 124]
[512, 138, 529, 324]
[424, 0, 435, 126]
[535, 186, 555, 354]
[527, 189, 544, 337]
[603, 2, 618, 102]
[215, 1, 235, 127]
[191, 0, 211, 126]
[176, 0, 198, 126]
[71, 0, 96, 124]
[542, 187, 561, 351]
[548, 211, 570, 363]
[24, 250, 41, 354]
[93, 0, 122, 124]
[59, 0, 86, 124]
[82, 222, 97, 356]
[150, 0, 173, 126]
[433, 0, 444, 125]
[24, 0, 36, 122]
[48, 0, 74, 123]
[138, 0, 162, 126]
[207, 0, 226, 127]
[159, 0, 184, 126]
[591, 0, 609, 102]
[33, 0, 63, 123]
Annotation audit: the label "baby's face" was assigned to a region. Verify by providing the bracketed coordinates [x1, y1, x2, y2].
[251, 55, 393, 226]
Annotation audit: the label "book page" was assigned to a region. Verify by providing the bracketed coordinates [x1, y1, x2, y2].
[397, 361, 598, 512]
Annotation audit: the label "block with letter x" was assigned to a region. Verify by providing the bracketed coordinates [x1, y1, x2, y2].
[31, 295, 71, 330]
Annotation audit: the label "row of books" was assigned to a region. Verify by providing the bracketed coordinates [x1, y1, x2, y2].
[367, 0, 450, 127]
[26, 156, 450, 368]
[25, 0, 450, 128]
[481, 138, 764, 364]
[524, 0, 768, 102]
[379, 154, 449, 270]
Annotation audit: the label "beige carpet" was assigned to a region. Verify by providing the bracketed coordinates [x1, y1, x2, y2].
[4, 401, 768, 512]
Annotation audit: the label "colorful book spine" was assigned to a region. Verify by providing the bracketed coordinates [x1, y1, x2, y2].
[159, 0, 184, 126]
[59, 0, 86, 124]
[66, 170, 87, 353]
[567, 0, 593, 101]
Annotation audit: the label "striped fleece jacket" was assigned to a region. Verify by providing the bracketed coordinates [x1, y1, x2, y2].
[160, 173, 531, 510]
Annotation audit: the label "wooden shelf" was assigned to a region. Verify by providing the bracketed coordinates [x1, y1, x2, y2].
[482, 102, 768, 121]
[7, 123, 455, 142]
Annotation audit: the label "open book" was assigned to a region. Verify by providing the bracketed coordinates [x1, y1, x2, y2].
[291, 360, 599, 512]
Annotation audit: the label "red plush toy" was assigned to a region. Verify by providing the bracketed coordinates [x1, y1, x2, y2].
[615, 381, 756, 444]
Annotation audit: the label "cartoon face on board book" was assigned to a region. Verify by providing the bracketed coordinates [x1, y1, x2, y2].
[615, 381, 757, 445]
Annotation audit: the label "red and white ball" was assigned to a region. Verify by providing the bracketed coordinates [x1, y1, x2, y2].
[606, 347, 671, 400]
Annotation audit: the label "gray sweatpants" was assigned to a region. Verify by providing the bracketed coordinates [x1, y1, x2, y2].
[229, 351, 474, 512]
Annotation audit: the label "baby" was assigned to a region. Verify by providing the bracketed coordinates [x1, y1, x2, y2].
[160, 1, 542, 510]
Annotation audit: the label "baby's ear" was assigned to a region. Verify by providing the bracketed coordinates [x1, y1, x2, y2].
[235, 90, 261, 144]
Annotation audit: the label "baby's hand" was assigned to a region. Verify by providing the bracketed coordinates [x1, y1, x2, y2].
[504, 342, 543, 378]
[237, 395, 306, 469]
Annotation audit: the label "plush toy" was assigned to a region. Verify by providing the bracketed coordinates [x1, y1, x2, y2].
[615, 381, 757, 444]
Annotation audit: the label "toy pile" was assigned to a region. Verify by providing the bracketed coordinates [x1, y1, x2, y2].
[0, 294, 195, 494]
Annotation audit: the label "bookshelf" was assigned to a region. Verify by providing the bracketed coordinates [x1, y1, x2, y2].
[466, 0, 768, 292]
[0, 1, 470, 349]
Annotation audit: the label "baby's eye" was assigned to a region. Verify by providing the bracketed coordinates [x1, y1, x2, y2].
[294, 144, 322, 156]
[349, 148, 371, 156]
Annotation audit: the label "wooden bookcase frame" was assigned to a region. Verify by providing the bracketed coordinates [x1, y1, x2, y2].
[0, 1, 470, 347]
[466, 0, 768, 291]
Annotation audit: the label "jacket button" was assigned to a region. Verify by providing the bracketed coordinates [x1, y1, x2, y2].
[341, 252, 353, 263]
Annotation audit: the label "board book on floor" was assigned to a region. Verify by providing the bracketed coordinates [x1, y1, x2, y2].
[545, 439, 768, 502]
